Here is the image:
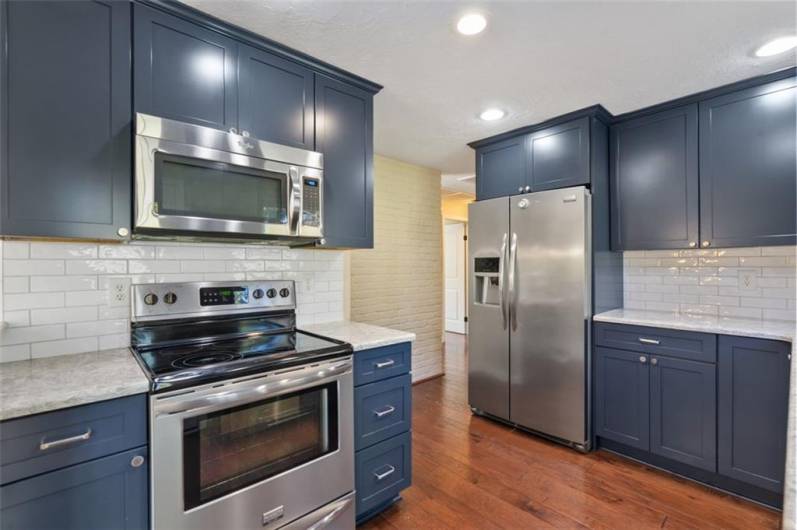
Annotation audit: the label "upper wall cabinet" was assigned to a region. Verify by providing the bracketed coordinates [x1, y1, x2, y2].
[238, 45, 315, 150]
[699, 78, 797, 248]
[315, 75, 374, 248]
[0, 0, 131, 240]
[134, 4, 238, 131]
[611, 105, 699, 250]
[476, 137, 526, 200]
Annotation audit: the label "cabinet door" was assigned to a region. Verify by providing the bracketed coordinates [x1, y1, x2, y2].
[134, 4, 237, 131]
[718, 336, 790, 493]
[0, 0, 131, 240]
[315, 75, 374, 248]
[610, 105, 699, 250]
[475, 136, 526, 200]
[0, 447, 148, 530]
[699, 78, 797, 248]
[594, 347, 650, 451]
[650, 356, 716, 471]
[527, 117, 590, 191]
[238, 45, 314, 149]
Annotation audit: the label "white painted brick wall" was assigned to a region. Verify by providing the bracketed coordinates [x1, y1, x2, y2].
[0, 240, 346, 362]
[623, 246, 797, 320]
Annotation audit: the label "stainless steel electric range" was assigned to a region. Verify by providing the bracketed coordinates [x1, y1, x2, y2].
[130, 280, 355, 530]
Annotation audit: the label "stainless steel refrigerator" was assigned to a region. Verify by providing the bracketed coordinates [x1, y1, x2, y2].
[468, 186, 591, 451]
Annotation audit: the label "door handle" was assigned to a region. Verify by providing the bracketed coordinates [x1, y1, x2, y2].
[374, 359, 395, 369]
[508, 232, 518, 331]
[638, 338, 660, 345]
[373, 405, 396, 418]
[288, 167, 301, 234]
[306, 497, 353, 530]
[373, 465, 396, 481]
[40, 428, 92, 451]
[499, 233, 508, 330]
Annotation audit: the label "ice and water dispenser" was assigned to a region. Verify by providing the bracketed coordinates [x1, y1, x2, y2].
[473, 257, 501, 306]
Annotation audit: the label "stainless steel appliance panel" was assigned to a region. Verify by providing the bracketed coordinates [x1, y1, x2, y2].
[281, 492, 354, 530]
[508, 187, 591, 445]
[467, 197, 510, 419]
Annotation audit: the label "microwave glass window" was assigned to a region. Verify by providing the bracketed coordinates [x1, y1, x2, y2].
[155, 153, 287, 224]
[182, 382, 338, 510]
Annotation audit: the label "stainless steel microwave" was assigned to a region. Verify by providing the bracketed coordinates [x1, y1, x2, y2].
[134, 113, 323, 243]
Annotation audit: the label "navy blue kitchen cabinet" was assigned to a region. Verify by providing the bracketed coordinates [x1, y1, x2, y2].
[134, 4, 238, 131]
[718, 335, 790, 493]
[0, 0, 132, 240]
[699, 77, 797, 248]
[0, 394, 149, 529]
[238, 44, 315, 149]
[353, 342, 412, 524]
[610, 105, 699, 250]
[594, 347, 650, 451]
[315, 74, 375, 248]
[527, 117, 590, 191]
[475, 136, 527, 200]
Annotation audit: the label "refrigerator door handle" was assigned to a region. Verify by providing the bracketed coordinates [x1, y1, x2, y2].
[509, 232, 518, 331]
[499, 233, 508, 329]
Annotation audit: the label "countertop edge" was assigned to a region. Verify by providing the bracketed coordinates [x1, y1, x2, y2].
[302, 320, 416, 352]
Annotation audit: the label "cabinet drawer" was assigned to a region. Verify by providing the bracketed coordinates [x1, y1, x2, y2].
[355, 374, 411, 450]
[354, 343, 411, 386]
[595, 323, 716, 363]
[0, 395, 147, 485]
[355, 431, 411, 517]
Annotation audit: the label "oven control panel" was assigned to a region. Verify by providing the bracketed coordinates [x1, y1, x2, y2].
[302, 177, 321, 228]
[133, 280, 296, 321]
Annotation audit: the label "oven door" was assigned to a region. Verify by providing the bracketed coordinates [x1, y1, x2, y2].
[135, 134, 303, 238]
[150, 357, 354, 530]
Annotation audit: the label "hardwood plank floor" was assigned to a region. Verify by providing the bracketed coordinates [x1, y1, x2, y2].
[360, 332, 780, 530]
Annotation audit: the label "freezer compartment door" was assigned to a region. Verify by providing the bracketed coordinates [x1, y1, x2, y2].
[509, 187, 590, 444]
[467, 197, 510, 420]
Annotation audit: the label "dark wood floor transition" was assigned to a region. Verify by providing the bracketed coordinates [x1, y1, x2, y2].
[360, 333, 779, 530]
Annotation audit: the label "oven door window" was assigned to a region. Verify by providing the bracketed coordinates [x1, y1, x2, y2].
[182, 382, 338, 510]
[154, 152, 287, 224]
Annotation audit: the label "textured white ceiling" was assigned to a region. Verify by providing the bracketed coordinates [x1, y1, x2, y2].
[183, 0, 797, 175]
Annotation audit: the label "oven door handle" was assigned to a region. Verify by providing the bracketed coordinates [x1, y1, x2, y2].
[152, 357, 352, 417]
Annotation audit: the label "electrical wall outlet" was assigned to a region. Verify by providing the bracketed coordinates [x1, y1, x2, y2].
[738, 268, 759, 293]
[107, 277, 132, 307]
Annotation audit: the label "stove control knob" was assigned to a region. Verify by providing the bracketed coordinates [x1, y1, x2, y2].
[279, 288, 290, 298]
[252, 288, 264, 299]
[164, 292, 177, 305]
[266, 288, 277, 298]
[143, 293, 158, 306]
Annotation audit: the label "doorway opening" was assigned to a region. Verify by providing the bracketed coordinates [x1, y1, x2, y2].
[444, 220, 467, 334]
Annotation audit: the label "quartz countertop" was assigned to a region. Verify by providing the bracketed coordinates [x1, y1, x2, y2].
[594, 308, 796, 529]
[302, 321, 415, 351]
[0, 348, 149, 422]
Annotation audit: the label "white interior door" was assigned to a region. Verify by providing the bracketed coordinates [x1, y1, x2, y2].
[444, 221, 467, 334]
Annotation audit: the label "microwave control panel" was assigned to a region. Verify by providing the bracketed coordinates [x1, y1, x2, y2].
[302, 177, 321, 227]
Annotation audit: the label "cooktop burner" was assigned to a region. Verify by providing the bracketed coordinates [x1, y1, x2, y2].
[171, 351, 243, 369]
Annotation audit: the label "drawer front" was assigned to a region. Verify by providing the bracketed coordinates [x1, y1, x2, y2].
[0, 394, 147, 485]
[355, 431, 411, 518]
[354, 342, 411, 386]
[595, 322, 716, 363]
[355, 374, 411, 451]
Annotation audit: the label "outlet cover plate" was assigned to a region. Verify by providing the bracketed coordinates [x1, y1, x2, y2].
[108, 277, 132, 307]
[738, 268, 759, 293]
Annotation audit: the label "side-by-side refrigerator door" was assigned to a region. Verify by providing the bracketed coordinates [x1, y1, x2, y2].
[509, 186, 591, 446]
[467, 196, 510, 420]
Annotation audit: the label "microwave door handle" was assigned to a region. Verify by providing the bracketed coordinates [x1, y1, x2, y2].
[288, 167, 301, 234]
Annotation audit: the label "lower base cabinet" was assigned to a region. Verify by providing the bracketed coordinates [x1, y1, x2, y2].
[594, 323, 790, 507]
[353, 343, 413, 523]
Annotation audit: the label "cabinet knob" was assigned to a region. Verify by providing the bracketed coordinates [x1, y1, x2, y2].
[228, 127, 238, 135]
[639, 356, 647, 363]
[116, 227, 129, 238]
[517, 187, 524, 193]
[688, 241, 696, 248]
[650, 358, 658, 366]
[524, 185, 531, 192]
[130, 455, 145, 468]
[702, 241, 711, 247]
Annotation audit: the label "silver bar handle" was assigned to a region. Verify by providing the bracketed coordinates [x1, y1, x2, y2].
[499, 233, 508, 330]
[306, 496, 353, 530]
[638, 337, 660, 345]
[373, 465, 396, 481]
[288, 166, 302, 234]
[508, 232, 518, 331]
[374, 405, 396, 418]
[374, 359, 395, 369]
[40, 428, 92, 451]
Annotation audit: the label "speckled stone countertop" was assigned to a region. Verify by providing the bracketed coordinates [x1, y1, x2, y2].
[302, 321, 415, 351]
[0, 348, 149, 422]
[594, 308, 796, 528]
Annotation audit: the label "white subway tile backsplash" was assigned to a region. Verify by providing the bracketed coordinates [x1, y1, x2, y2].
[623, 246, 796, 322]
[1, 241, 346, 362]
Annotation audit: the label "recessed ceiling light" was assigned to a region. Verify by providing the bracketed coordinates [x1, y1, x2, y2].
[755, 36, 797, 57]
[457, 13, 487, 36]
[479, 108, 505, 121]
